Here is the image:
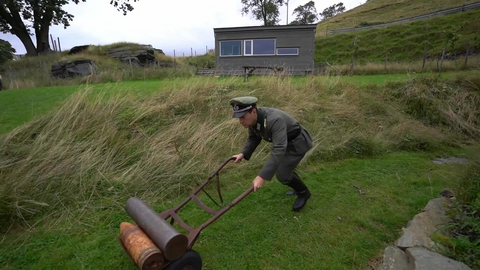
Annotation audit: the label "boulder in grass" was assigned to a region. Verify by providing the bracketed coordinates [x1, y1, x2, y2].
[68, 45, 91, 55]
[51, 59, 96, 79]
[107, 44, 156, 66]
[154, 48, 165, 55]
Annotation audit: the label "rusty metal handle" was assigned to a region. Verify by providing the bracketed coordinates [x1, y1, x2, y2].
[214, 156, 237, 205]
[201, 185, 254, 230]
[194, 157, 237, 208]
[211, 156, 236, 175]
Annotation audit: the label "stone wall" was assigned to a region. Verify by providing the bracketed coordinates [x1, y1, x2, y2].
[376, 191, 472, 270]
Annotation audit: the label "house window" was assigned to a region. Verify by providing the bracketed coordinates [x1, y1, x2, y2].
[252, 39, 275, 55]
[277, 48, 299, 55]
[244, 40, 252, 55]
[242, 39, 276, 56]
[220, 40, 242, 56]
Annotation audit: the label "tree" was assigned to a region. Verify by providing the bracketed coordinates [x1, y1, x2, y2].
[0, 39, 16, 65]
[290, 1, 318, 25]
[0, 0, 138, 56]
[241, 0, 285, 26]
[318, 2, 345, 21]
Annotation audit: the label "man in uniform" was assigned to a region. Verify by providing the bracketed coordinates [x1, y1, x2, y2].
[229, 96, 313, 212]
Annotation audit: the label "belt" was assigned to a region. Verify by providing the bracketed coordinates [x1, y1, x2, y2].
[288, 127, 302, 142]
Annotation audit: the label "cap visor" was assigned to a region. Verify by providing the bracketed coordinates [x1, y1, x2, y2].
[232, 111, 247, 118]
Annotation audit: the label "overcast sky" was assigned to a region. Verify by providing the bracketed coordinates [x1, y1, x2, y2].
[0, 0, 364, 56]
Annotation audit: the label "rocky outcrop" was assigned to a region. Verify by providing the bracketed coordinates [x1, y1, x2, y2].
[68, 45, 90, 55]
[153, 48, 165, 55]
[51, 59, 96, 79]
[395, 197, 451, 250]
[107, 44, 157, 67]
[376, 191, 472, 270]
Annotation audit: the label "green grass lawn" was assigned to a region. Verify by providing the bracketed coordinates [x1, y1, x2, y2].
[0, 151, 468, 270]
[1, 73, 478, 270]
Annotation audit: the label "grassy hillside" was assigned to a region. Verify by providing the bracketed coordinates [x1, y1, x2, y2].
[315, 8, 480, 66]
[0, 74, 479, 269]
[315, 0, 474, 36]
[0, 42, 202, 90]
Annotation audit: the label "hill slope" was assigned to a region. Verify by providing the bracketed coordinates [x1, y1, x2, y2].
[316, 0, 473, 36]
[314, 8, 480, 65]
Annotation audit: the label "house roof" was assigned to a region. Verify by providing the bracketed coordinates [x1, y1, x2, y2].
[213, 24, 317, 33]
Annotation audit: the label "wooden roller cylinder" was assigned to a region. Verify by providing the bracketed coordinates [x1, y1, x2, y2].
[120, 222, 164, 270]
[125, 197, 189, 261]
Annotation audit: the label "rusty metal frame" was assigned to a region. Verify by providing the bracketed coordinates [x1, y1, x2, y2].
[158, 157, 254, 250]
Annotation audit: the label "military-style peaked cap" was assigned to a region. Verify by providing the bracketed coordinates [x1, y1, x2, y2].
[229, 96, 258, 118]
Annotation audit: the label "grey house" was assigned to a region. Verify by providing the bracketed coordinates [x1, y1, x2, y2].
[213, 24, 317, 75]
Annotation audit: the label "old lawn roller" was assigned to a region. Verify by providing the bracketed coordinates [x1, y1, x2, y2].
[119, 157, 254, 270]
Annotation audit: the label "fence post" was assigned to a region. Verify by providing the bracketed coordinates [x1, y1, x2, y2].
[350, 37, 359, 76]
[422, 42, 428, 71]
[384, 54, 388, 73]
[464, 43, 470, 68]
[174, 49, 177, 72]
[129, 58, 134, 77]
[57, 37, 62, 54]
[50, 34, 55, 51]
[439, 47, 446, 73]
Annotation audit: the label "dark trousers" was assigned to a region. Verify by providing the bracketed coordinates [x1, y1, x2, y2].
[275, 153, 306, 185]
[274, 128, 312, 185]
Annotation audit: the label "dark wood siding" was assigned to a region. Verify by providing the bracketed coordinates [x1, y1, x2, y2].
[214, 27, 316, 72]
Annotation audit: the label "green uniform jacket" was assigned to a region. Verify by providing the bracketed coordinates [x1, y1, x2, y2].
[241, 107, 313, 180]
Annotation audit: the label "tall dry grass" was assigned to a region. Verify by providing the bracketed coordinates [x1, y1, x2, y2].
[1, 74, 479, 230]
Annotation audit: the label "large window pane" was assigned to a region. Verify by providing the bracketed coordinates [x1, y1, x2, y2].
[253, 39, 275, 55]
[220, 41, 241, 56]
[277, 48, 299, 55]
[245, 40, 252, 55]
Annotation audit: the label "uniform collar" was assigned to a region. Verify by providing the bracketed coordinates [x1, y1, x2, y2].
[255, 108, 265, 131]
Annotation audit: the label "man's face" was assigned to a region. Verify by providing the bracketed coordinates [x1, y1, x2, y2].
[239, 109, 257, 128]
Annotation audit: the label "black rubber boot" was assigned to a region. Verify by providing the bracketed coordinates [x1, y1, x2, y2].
[285, 172, 300, 196]
[286, 173, 311, 212]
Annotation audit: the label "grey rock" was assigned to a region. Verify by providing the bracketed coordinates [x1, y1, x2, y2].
[378, 246, 413, 270]
[157, 62, 175, 68]
[432, 157, 469, 164]
[395, 197, 452, 250]
[440, 189, 455, 199]
[153, 48, 165, 55]
[424, 197, 452, 221]
[396, 212, 436, 249]
[107, 44, 156, 66]
[68, 45, 91, 55]
[406, 247, 472, 270]
[51, 59, 96, 78]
